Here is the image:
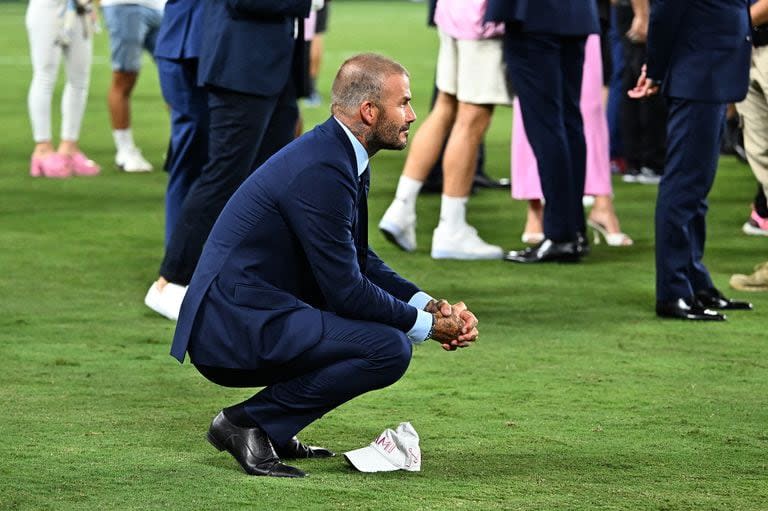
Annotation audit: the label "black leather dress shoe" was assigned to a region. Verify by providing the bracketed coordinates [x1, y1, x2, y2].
[274, 437, 335, 459]
[656, 297, 726, 321]
[207, 411, 305, 477]
[473, 173, 511, 190]
[694, 287, 753, 310]
[504, 238, 580, 263]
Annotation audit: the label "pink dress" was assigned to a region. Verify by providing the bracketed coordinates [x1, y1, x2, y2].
[511, 34, 611, 200]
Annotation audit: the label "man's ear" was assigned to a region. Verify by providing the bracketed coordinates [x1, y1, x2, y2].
[360, 100, 378, 126]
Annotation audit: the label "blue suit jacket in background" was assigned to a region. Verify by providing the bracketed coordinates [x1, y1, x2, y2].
[485, 0, 599, 35]
[171, 118, 422, 369]
[197, 0, 311, 96]
[154, 0, 205, 60]
[646, 0, 751, 102]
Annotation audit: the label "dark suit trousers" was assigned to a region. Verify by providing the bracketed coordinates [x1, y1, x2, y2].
[615, 5, 667, 172]
[157, 57, 208, 248]
[195, 313, 412, 446]
[655, 98, 724, 301]
[159, 82, 298, 284]
[503, 31, 587, 242]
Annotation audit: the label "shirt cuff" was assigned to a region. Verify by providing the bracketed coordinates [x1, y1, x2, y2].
[408, 291, 433, 311]
[406, 292, 435, 344]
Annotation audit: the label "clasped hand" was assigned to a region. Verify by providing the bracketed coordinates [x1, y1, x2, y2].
[425, 299, 479, 351]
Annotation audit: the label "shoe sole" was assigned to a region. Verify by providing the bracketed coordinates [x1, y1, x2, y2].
[742, 222, 768, 236]
[431, 250, 503, 260]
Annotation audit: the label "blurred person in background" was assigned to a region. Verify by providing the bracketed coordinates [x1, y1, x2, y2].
[154, 0, 206, 247]
[736, 0, 768, 237]
[378, 0, 510, 260]
[491, 0, 600, 264]
[630, 0, 753, 321]
[511, 34, 633, 248]
[615, 0, 667, 185]
[101, 0, 164, 172]
[144, 0, 323, 321]
[729, 0, 768, 292]
[26, 0, 101, 178]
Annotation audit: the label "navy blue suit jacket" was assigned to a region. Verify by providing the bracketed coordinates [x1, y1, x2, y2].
[485, 0, 599, 35]
[197, 0, 311, 96]
[646, 0, 751, 102]
[154, 0, 205, 60]
[171, 118, 422, 369]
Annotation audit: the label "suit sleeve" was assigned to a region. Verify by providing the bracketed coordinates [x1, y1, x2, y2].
[645, 0, 691, 82]
[281, 163, 418, 332]
[227, 0, 311, 18]
[365, 248, 421, 302]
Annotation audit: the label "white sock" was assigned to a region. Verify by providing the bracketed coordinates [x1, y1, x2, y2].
[394, 175, 423, 210]
[113, 128, 135, 153]
[438, 195, 468, 230]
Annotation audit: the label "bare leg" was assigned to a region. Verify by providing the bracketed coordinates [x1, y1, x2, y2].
[108, 70, 138, 130]
[402, 91, 458, 182]
[442, 102, 493, 197]
[523, 199, 544, 240]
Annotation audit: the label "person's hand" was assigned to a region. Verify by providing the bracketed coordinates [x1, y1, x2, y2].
[627, 64, 660, 99]
[626, 14, 648, 43]
[425, 298, 452, 317]
[429, 301, 479, 351]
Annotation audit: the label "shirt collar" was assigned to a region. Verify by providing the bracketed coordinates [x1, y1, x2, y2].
[334, 117, 369, 177]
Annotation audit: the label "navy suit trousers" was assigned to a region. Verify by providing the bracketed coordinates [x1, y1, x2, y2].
[160, 82, 298, 284]
[503, 31, 587, 242]
[195, 313, 412, 446]
[157, 57, 208, 247]
[655, 98, 725, 301]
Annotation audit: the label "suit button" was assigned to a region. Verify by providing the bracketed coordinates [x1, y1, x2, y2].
[747, 35, 752, 41]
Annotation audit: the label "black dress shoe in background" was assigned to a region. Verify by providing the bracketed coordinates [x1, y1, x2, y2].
[473, 173, 511, 190]
[504, 238, 580, 263]
[694, 287, 753, 310]
[656, 297, 726, 321]
[207, 411, 305, 477]
[274, 436, 335, 459]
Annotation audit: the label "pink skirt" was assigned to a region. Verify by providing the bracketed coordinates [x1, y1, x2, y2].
[511, 34, 612, 200]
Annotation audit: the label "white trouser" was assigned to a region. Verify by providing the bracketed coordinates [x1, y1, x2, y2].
[26, 0, 93, 143]
[737, 46, 768, 199]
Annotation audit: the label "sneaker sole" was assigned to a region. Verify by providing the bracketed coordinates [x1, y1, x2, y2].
[431, 249, 503, 260]
[742, 222, 768, 236]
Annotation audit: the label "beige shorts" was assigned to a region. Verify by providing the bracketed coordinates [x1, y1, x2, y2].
[435, 30, 511, 106]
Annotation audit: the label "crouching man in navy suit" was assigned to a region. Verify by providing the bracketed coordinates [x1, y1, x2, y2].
[630, 0, 754, 320]
[170, 54, 480, 478]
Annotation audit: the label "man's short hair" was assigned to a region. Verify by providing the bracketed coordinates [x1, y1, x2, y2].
[331, 53, 408, 115]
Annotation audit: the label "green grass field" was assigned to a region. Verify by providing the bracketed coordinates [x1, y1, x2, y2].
[1, 1, 767, 509]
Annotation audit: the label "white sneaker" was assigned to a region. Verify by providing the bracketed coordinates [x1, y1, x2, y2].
[116, 146, 153, 173]
[431, 223, 503, 260]
[144, 281, 187, 321]
[378, 200, 417, 252]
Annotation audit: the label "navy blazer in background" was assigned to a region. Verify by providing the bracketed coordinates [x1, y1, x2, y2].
[154, 0, 204, 60]
[646, 0, 751, 102]
[198, 0, 311, 96]
[485, 0, 599, 35]
[171, 118, 422, 369]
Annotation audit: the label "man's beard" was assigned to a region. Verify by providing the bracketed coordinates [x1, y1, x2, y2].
[367, 114, 408, 153]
